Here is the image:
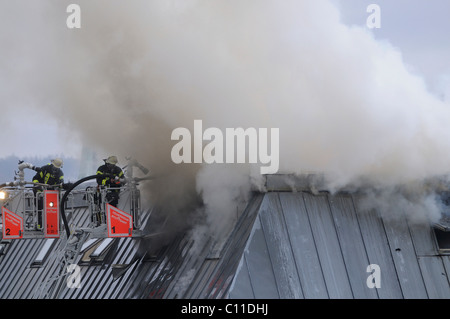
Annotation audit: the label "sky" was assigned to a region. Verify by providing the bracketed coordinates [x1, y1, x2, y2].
[0, 1, 449, 161]
[334, 0, 450, 100]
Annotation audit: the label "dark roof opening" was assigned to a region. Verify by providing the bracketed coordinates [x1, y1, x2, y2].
[434, 228, 450, 254]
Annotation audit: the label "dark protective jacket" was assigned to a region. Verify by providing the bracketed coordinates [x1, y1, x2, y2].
[32, 164, 64, 188]
[96, 164, 124, 187]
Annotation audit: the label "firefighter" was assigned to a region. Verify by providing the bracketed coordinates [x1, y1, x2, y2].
[32, 158, 64, 230]
[96, 156, 124, 207]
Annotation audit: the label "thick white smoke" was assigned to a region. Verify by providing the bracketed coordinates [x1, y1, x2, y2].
[1, 0, 450, 232]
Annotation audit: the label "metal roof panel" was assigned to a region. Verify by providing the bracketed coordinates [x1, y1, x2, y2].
[2, 181, 450, 299]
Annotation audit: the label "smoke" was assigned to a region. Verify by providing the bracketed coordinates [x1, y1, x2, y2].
[2, 0, 450, 235]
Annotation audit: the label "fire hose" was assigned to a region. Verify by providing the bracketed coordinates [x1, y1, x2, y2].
[59, 174, 155, 238]
[59, 174, 110, 238]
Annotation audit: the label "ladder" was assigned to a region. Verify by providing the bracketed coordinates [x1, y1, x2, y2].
[34, 224, 108, 298]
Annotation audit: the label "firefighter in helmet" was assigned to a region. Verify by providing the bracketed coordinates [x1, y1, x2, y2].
[32, 158, 65, 230]
[32, 158, 64, 188]
[96, 156, 124, 207]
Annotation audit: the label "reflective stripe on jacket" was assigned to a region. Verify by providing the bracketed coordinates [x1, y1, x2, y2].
[32, 164, 64, 187]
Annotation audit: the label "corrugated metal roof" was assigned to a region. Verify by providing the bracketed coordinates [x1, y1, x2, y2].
[1, 178, 450, 299]
[0, 190, 264, 299]
[118, 193, 264, 299]
[0, 203, 149, 299]
[228, 191, 450, 299]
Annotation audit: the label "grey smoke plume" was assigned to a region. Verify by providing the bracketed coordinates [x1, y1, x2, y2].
[2, 0, 450, 234]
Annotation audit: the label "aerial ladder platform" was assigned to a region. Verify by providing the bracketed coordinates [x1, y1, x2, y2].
[0, 158, 153, 298]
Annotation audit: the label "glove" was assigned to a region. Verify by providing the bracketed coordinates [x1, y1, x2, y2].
[111, 177, 121, 185]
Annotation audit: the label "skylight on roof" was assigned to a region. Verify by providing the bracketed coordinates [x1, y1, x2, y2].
[32, 239, 56, 266]
[91, 238, 113, 258]
[79, 238, 115, 265]
[81, 238, 99, 252]
[0, 243, 7, 255]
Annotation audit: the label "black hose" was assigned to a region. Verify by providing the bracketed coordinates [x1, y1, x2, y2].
[59, 174, 112, 238]
[58, 173, 155, 238]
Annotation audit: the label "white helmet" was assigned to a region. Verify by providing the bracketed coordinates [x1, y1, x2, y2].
[105, 156, 118, 165]
[51, 158, 64, 168]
